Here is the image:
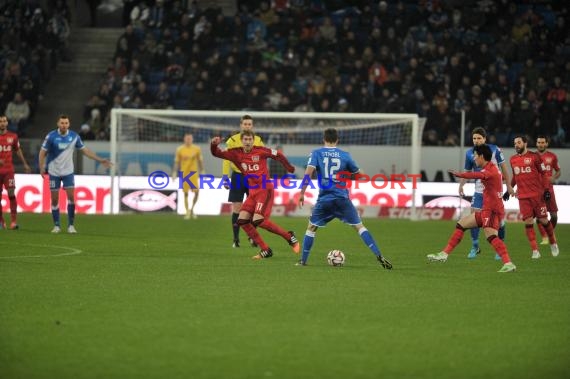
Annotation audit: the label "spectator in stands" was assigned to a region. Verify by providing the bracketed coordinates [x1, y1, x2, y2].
[82, 1, 570, 146]
[4, 93, 30, 135]
[486, 91, 502, 132]
[148, 0, 166, 29]
[83, 95, 107, 123]
[87, 108, 104, 135]
[130, 1, 150, 31]
[79, 123, 96, 140]
[49, 9, 71, 61]
[133, 81, 154, 108]
[124, 58, 144, 85]
[20, 76, 39, 121]
[188, 80, 211, 110]
[153, 81, 172, 109]
[96, 83, 113, 109]
[547, 77, 567, 105]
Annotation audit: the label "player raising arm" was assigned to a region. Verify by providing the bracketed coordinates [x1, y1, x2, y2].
[458, 127, 514, 260]
[509, 136, 558, 258]
[535, 135, 560, 244]
[428, 144, 516, 272]
[223, 115, 264, 248]
[0, 114, 31, 229]
[297, 128, 392, 269]
[211, 130, 299, 259]
[38, 114, 112, 233]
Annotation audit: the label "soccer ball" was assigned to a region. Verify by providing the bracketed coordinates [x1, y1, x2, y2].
[327, 250, 345, 266]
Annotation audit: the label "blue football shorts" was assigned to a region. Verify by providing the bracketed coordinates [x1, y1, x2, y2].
[49, 174, 75, 190]
[309, 197, 362, 227]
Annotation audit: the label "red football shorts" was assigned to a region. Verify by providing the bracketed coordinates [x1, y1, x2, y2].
[518, 196, 548, 220]
[240, 188, 274, 218]
[475, 209, 504, 230]
[0, 172, 15, 190]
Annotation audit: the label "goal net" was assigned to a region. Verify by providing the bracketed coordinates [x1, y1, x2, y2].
[110, 110, 425, 217]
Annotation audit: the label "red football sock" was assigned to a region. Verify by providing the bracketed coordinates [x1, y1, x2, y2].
[9, 195, 17, 222]
[258, 219, 290, 240]
[443, 225, 465, 254]
[488, 235, 511, 264]
[541, 221, 557, 244]
[537, 222, 547, 238]
[241, 223, 269, 251]
[525, 224, 538, 251]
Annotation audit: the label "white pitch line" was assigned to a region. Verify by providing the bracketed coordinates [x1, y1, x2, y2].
[0, 245, 83, 259]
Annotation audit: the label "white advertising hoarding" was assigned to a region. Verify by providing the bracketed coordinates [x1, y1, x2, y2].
[3, 174, 570, 223]
[85, 142, 570, 184]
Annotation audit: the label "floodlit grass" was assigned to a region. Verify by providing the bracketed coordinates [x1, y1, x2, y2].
[1, 213, 568, 379]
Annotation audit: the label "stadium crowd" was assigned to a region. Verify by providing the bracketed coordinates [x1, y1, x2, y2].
[0, 0, 72, 137]
[82, 0, 569, 146]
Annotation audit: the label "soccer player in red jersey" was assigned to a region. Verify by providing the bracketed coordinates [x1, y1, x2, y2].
[0, 114, 31, 229]
[211, 130, 299, 259]
[535, 135, 560, 244]
[510, 136, 559, 258]
[427, 144, 516, 272]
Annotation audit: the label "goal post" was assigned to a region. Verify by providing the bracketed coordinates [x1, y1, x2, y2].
[110, 109, 424, 218]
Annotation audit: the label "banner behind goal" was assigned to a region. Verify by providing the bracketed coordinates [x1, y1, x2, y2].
[110, 110, 425, 217]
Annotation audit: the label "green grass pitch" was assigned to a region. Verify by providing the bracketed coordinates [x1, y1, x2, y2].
[1, 213, 568, 379]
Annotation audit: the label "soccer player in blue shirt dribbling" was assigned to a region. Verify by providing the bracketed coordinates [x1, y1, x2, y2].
[459, 127, 514, 259]
[38, 115, 112, 233]
[297, 128, 392, 269]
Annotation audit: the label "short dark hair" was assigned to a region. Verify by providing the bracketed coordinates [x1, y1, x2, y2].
[58, 114, 70, 120]
[473, 144, 492, 161]
[324, 128, 339, 143]
[241, 114, 253, 122]
[514, 135, 527, 143]
[472, 127, 487, 138]
[536, 135, 549, 142]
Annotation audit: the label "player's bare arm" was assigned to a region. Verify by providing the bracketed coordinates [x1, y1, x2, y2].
[81, 147, 113, 168]
[298, 165, 316, 208]
[551, 166, 561, 183]
[38, 149, 47, 177]
[16, 149, 31, 173]
[458, 177, 466, 197]
[198, 154, 205, 174]
[499, 161, 515, 195]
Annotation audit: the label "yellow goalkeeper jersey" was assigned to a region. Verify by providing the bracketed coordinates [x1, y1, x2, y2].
[175, 144, 203, 174]
[222, 132, 264, 175]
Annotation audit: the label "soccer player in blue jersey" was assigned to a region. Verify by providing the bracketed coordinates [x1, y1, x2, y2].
[458, 127, 514, 259]
[297, 128, 392, 269]
[38, 115, 112, 233]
